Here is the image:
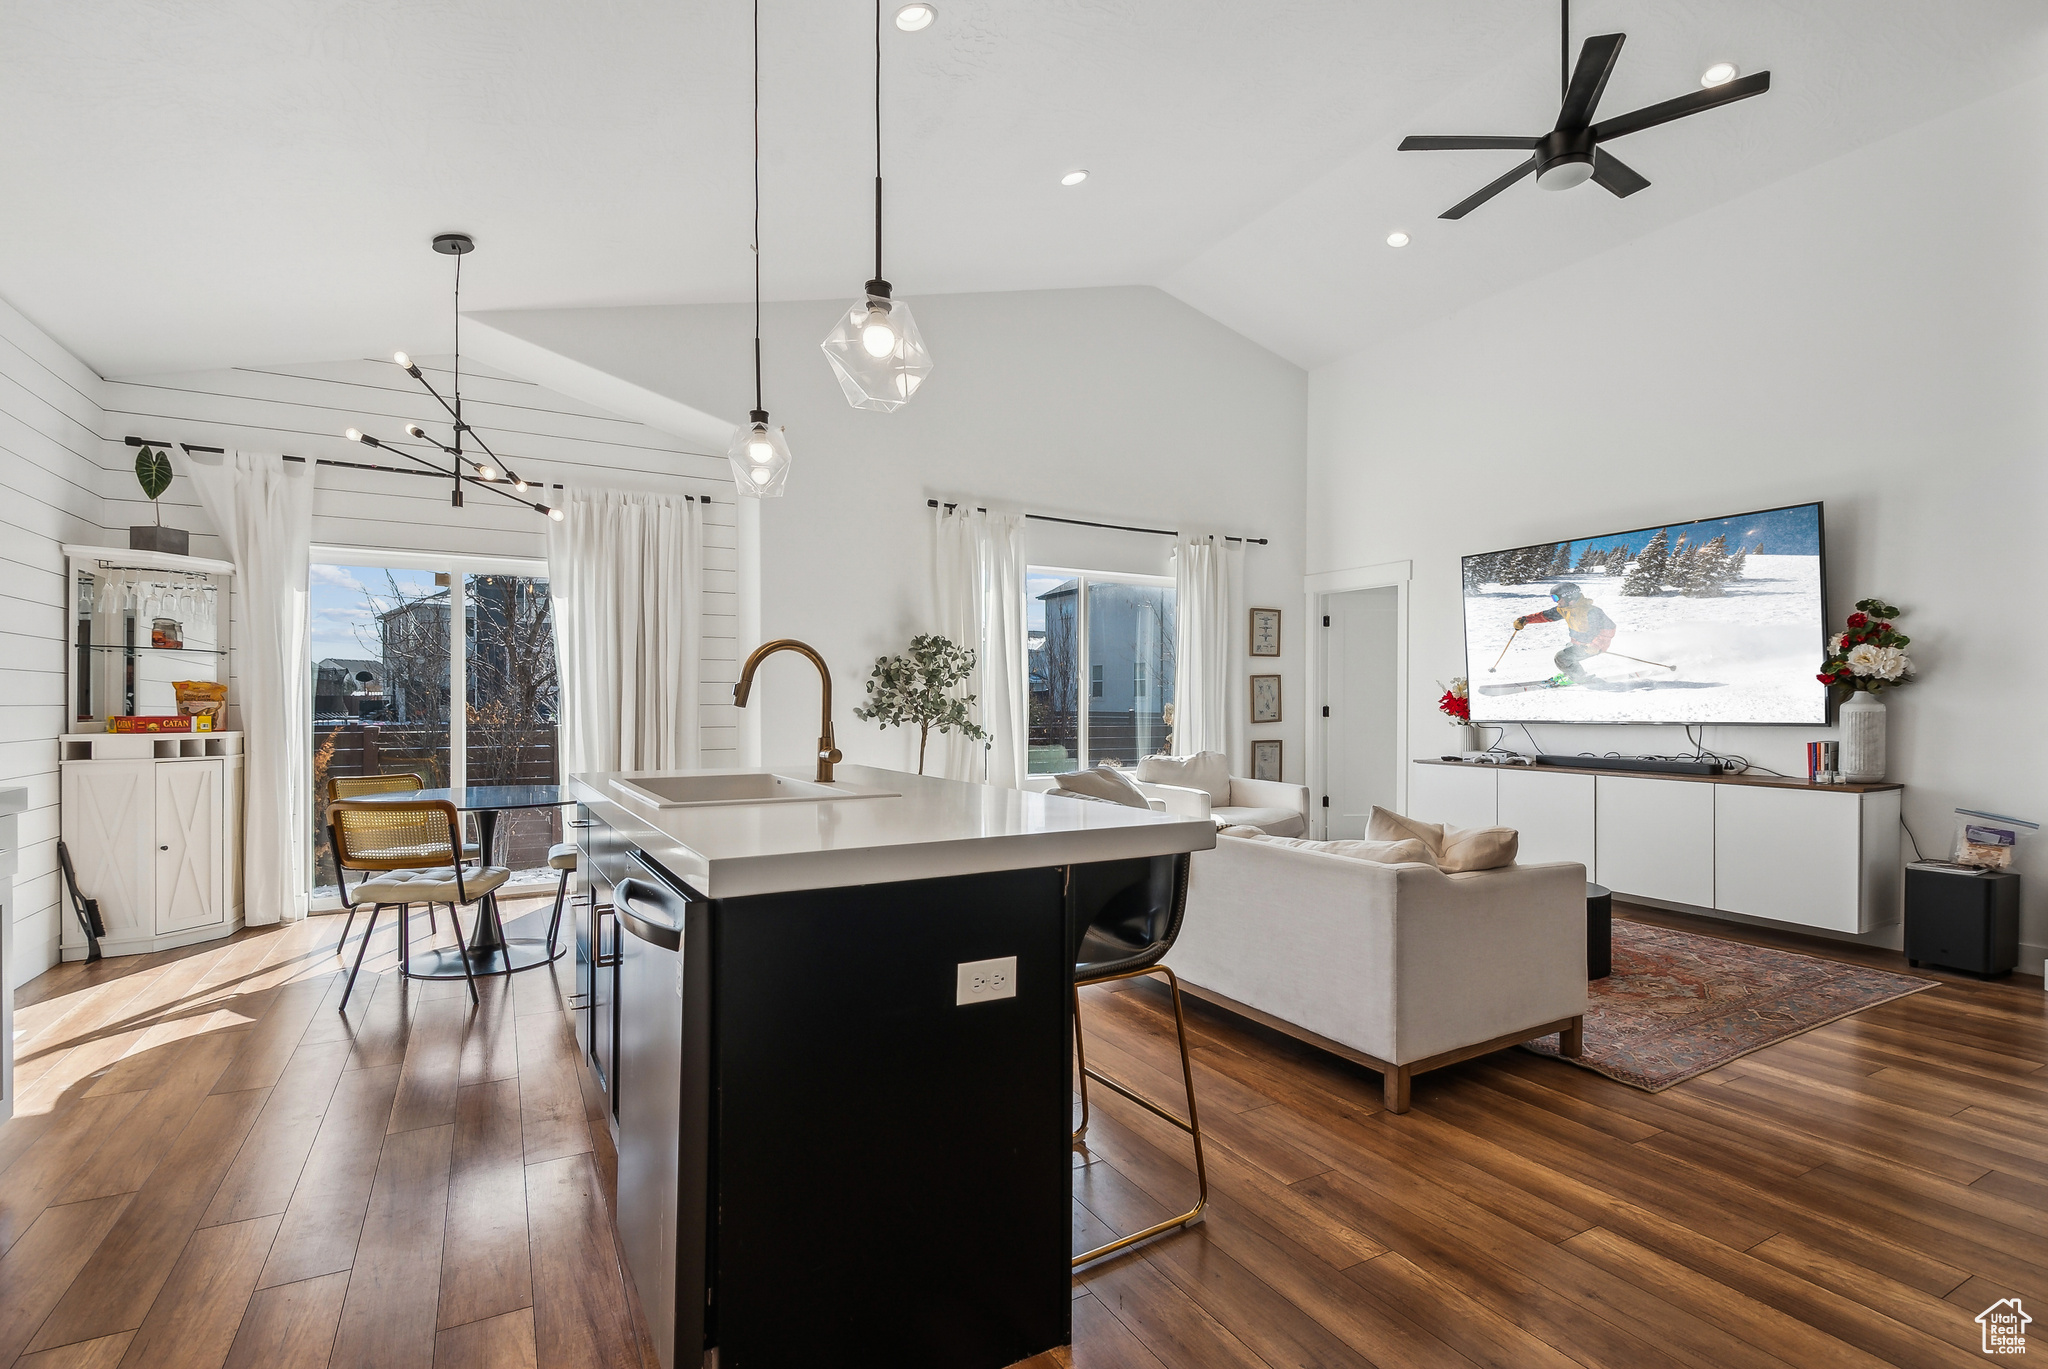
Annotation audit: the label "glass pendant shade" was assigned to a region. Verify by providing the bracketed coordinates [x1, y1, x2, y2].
[727, 410, 792, 498]
[820, 282, 931, 412]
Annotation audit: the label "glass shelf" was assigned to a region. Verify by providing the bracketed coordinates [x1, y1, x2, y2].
[81, 644, 226, 655]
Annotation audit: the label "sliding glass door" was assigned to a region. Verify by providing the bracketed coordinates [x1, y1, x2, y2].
[309, 555, 558, 903]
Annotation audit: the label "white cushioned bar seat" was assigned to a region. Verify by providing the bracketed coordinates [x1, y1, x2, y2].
[547, 842, 578, 870]
[350, 865, 510, 905]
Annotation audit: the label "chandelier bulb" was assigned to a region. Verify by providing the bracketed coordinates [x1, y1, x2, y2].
[392, 352, 410, 369]
[478, 464, 499, 482]
[344, 428, 362, 442]
[513, 478, 528, 492]
[547, 505, 564, 521]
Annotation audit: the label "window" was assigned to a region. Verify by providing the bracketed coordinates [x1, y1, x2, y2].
[1027, 569, 1175, 774]
[310, 555, 559, 905]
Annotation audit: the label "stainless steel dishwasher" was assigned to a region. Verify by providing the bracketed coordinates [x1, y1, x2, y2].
[613, 861, 711, 1369]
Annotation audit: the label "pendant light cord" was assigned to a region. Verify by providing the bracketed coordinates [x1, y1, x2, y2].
[874, 0, 883, 282]
[753, 0, 763, 413]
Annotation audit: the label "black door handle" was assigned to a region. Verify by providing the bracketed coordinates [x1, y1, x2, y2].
[159, 845, 170, 851]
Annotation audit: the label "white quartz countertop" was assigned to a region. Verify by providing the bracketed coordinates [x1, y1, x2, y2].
[569, 765, 1216, 899]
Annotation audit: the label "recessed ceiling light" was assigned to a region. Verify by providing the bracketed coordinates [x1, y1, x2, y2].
[1701, 61, 1739, 88]
[894, 3, 935, 31]
[1061, 169, 1089, 186]
[1385, 231, 1410, 248]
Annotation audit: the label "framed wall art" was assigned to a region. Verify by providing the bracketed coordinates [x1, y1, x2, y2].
[1252, 739, 1283, 782]
[1250, 607, 1281, 657]
[1250, 674, 1281, 724]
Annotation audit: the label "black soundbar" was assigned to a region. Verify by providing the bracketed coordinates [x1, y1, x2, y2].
[1534, 754, 1721, 777]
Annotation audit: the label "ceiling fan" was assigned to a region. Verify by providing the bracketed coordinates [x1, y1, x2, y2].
[1399, 1, 1770, 220]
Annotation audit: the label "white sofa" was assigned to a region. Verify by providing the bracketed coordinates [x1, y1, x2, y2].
[1166, 834, 1588, 1112]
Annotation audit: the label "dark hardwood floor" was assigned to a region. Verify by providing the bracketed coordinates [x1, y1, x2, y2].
[1, 897, 2043, 1367]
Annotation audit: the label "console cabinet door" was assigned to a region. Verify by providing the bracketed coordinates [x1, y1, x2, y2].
[1714, 786, 1862, 932]
[1595, 775, 1714, 907]
[1497, 769, 1595, 872]
[1406, 764, 1496, 832]
[155, 760, 223, 933]
[60, 760, 155, 942]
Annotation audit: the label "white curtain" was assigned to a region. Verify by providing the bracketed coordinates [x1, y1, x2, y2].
[934, 506, 1028, 786]
[1173, 532, 1245, 766]
[547, 489, 705, 776]
[186, 451, 315, 925]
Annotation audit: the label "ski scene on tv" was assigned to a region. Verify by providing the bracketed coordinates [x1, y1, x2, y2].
[1461, 503, 1827, 726]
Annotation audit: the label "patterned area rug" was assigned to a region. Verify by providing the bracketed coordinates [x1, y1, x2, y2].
[1523, 918, 1938, 1091]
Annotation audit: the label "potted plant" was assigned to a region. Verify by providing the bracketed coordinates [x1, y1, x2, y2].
[851, 634, 990, 775]
[1817, 598, 1914, 782]
[1437, 677, 1478, 752]
[129, 444, 190, 555]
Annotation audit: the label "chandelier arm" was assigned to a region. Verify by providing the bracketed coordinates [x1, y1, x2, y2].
[382, 435, 552, 512]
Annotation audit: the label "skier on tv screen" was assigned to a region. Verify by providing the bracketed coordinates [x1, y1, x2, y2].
[1514, 583, 1614, 684]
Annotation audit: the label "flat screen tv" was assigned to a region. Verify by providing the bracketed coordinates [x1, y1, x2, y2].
[1461, 502, 1827, 726]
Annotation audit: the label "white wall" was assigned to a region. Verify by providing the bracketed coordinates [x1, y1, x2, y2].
[472, 286, 1309, 781]
[0, 296, 109, 984]
[1308, 72, 2048, 955]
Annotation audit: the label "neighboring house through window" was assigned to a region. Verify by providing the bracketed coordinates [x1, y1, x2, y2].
[1026, 568, 1176, 773]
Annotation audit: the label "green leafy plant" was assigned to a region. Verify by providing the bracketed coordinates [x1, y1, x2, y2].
[135, 445, 172, 524]
[851, 634, 989, 775]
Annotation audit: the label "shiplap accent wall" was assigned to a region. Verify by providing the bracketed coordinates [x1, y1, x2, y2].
[100, 357, 745, 763]
[0, 297, 111, 985]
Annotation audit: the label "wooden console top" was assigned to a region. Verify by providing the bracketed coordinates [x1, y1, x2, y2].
[1413, 757, 1903, 794]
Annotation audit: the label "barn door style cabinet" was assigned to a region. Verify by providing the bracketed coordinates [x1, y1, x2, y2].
[59, 546, 246, 958]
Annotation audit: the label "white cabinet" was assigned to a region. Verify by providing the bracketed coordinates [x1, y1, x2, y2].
[1714, 784, 1899, 934]
[1596, 775, 1715, 907]
[1406, 761, 1497, 832]
[1410, 761, 1900, 935]
[1498, 769, 1595, 870]
[61, 735, 245, 958]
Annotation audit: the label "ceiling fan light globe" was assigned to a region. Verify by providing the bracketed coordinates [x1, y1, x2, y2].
[1538, 156, 1595, 191]
[1701, 62, 1740, 88]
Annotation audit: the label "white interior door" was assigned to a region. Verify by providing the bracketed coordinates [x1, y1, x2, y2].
[1320, 587, 1399, 839]
[156, 760, 223, 933]
[60, 760, 154, 943]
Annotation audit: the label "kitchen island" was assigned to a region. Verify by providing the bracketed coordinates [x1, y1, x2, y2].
[568, 764, 1216, 1369]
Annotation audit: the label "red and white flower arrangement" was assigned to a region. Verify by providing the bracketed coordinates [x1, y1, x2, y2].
[1437, 677, 1471, 724]
[1818, 598, 1914, 693]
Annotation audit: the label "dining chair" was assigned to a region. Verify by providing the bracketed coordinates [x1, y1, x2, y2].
[1069, 852, 1207, 1267]
[326, 773, 479, 953]
[330, 798, 507, 1009]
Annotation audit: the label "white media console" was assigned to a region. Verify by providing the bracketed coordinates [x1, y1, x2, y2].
[1409, 759, 1902, 935]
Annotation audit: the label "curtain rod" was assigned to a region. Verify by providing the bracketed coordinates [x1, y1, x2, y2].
[122, 435, 718, 505]
[925, 499, 1267, 545]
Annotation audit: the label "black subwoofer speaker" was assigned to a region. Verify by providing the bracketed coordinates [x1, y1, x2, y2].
[1904, 867, 2020, 977]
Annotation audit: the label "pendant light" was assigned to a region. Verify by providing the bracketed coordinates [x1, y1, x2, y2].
[819, 0, 932, 410]
[728, 0, 793, 497]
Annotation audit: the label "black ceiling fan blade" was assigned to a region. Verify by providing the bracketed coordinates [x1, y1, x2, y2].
[1557, 33, 1625, 130]
[1440, 155, 1540, 220]
[1591, 71, 1771, 143]
[1590, 149, 1649, 198]
[1399, 135, 1541, 152]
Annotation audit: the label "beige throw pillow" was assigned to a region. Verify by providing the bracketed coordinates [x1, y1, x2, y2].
[1052, 765, 1154, 809]
[1365, 804, 1517, 872]
[1135, 751, 1233, 806]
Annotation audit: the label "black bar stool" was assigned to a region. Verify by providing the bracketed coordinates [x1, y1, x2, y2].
[1070, 852, 1207, 1267]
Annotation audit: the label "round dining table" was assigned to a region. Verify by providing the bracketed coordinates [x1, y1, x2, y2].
[359, 783, 569, 979]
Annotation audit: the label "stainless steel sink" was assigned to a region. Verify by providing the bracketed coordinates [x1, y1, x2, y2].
[610, 771, 899, 809]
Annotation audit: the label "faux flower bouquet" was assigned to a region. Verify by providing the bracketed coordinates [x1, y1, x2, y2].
[1437, 677, 1471, 724]
[1818, 598, 1913, 693]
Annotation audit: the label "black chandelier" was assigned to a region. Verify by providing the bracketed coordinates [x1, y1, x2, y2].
[342, 234, 561, 520]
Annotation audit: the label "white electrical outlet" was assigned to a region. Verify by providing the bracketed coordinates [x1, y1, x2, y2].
[956, 955, 1017, 1005]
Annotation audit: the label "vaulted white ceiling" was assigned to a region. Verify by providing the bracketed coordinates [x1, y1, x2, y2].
[5, 0, 2045, 377]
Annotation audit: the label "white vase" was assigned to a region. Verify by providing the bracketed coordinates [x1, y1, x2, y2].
[1450, 723, 1480, 754]
[1838, 692, 1887, 782]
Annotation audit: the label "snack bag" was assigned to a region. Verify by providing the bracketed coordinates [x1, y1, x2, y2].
[173, 680, 228, 730]
[1951, 808, 2038, 870]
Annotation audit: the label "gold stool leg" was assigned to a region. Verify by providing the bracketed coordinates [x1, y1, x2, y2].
[1071, 964, 1208, 1268]
[1072, 983, 1091, 1143]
